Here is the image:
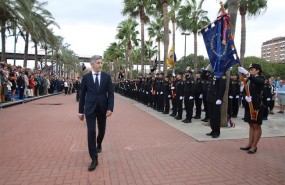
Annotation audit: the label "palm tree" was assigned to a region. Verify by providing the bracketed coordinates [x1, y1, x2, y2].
[239, 0, 267, 66]
[18, 0, 56, 67]
[147, 18, 163, 72]
[145, 39, 157, 71]
[122, 0, 153, 74]
[116, 18, 139, 79]
[0, 0, 25, 62]
[169, 0, 182, 71]
[161, 0, 170, 74]
[177, 0, 209, 72]
[104, 42, 125, 81]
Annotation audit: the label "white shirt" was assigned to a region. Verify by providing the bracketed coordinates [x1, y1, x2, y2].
[92, 71, 101, 86]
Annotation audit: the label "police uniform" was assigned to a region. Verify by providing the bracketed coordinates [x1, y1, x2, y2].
[206, 75, 227, 138]
[193, 72, 203, 119]
[183, 71, 195, 123]
[174, 73, 184, 120]
[163, 76, 171, 114]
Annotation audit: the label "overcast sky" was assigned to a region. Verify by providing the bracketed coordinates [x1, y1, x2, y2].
[4, 0, 285, 67]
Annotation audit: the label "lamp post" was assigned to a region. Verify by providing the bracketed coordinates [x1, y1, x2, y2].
[181, 32, 190, 58]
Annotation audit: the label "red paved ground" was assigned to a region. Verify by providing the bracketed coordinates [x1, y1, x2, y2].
[0, 94, 284, 185]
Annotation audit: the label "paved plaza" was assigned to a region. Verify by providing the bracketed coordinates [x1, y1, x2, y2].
[0, 94, 284, 185]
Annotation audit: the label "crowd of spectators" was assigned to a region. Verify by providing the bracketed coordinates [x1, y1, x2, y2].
[0, 62, 77, 104]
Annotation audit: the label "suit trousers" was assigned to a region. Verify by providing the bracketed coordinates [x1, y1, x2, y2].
[86, 105, 106, 161]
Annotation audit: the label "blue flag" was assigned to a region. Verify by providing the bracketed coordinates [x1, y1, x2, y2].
[201, 15, 239, 78]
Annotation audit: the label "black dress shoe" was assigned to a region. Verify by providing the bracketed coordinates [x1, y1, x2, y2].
[97, 146, 102, 153]
[174, 116, 182, 120]
[201, 118, 208, 122]
[88, 160, 98, 171]
[162, 111, 169, 114]
[183, 119, 191, 123]
[206, 132, 213, 136]
[247, 148, 257, 154]
[212, 134, 219, 138]
[232, 115, 237, 118]
[193, 115, 201, 119]
[169, 113, 176, 117]
[240, 146, 251, 150]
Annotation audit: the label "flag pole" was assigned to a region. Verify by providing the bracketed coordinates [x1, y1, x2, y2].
[220, 1, 258, 121]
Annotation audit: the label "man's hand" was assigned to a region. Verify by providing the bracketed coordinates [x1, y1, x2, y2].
[106, 110, 112, 117]
[78, 114, 84, 121]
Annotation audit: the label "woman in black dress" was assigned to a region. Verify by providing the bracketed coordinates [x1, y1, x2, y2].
[238, 63, 264, 154]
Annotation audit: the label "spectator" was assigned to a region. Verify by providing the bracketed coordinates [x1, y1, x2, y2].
[277, 80, 285, 114]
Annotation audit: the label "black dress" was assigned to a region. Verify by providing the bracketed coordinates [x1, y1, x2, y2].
[244, 75, 265, 125]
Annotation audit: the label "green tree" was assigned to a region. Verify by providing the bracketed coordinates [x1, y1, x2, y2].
[147, 18, 163, 72]
[122, 0, 153, 74]
[0, 0, 25, 62]
[177, 0, 209, 72]
[116, 18, 139, 79]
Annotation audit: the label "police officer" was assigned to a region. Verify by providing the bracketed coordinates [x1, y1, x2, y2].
[238, 63, 264, 154]
[262, 76, 273, 120]
[193, 71, 203, 119]
[231, 73, 240, 118]
[163, 75, 171, 114]
[174, 72, 184, 120]
[206, 72, 227, 138]
[183, 70, 195, 123]
[156, 72, 165, 112]
[201, 70, 211, 122]
[170, 76, 178, 117]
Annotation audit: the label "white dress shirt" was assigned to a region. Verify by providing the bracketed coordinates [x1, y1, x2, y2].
[92, 71, 101, 86]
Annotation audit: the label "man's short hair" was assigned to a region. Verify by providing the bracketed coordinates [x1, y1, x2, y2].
[90, 55, 102, 63]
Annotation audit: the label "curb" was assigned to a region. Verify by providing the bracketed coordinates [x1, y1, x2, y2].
[0, 92, 63, 110]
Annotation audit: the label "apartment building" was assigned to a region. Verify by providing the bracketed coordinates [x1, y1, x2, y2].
[261, 37, 285, 63]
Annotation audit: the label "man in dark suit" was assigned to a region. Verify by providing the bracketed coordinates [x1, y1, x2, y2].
[78, 55, 114, 171]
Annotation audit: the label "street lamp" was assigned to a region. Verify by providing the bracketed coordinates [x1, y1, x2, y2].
[181, 32, 190, 58]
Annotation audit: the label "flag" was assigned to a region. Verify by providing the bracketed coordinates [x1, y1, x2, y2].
[201, 14, 239, 78]
[166, 45, 176, 68]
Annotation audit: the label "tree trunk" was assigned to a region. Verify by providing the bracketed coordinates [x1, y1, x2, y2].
[34, 42, 38, 70]
[1, 20, 7, 63]
[129, 48, 133, 79]
[140, 8, 145, 74]
[162, 1, 169, 74]
[158, 40, 161, 72]
[220, 0, 239, 127]
[172, 16, 176, 73]
[240, 13, 246, 67]
[193, 32, 198, 72]
[45, 44, 48, 66]
[125, 49, 129, 79]
[23, 32, 29, 68]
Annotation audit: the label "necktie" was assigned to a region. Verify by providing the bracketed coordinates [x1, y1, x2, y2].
[94, 73, 99, 92]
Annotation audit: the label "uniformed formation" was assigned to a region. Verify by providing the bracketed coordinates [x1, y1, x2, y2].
[114, 69, 276, 138]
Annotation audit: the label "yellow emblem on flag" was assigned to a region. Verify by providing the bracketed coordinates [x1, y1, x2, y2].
[166, 45, 175, 67]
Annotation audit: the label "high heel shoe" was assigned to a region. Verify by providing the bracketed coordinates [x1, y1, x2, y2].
[247, 148, 257, 154]
[240, 146, 251, 150]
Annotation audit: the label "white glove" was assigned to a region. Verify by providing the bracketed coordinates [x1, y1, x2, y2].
[160, 92, 163, 94]
[216, 99, 222, 105]
[266, 98, 270, 101]
[146, 92, 148, 94]
[189, 96, 194, 100]
[171, 87, 175, 89]
[229, 96, 233, 99]
[199, 94, 203, 99]
[168, 95, 171, 98]
[236, 95, 239, 98]
[238, 67, 248, 75]
[180, 96, 183, 100]
[245, 96, 252, 102]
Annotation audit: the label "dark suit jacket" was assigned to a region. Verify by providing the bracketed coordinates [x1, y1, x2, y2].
[79, 71, 114, 116]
